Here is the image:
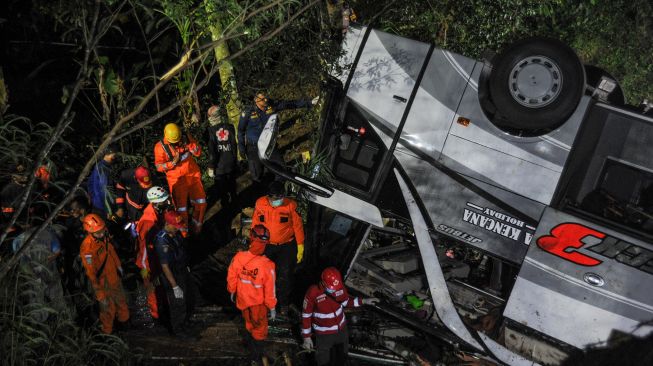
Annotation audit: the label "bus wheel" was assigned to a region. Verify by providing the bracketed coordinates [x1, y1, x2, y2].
[488, 38, 585, 134]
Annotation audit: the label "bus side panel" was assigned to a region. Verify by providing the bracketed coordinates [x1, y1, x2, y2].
[394, 148, 543, 264]
[504, 207, 653, 348]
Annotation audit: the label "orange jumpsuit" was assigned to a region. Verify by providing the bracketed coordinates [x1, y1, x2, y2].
[154, 134, 206, 235]
[80, 235, 129, 334]
[136, 203, 162, 319]
[251, 197, 305, 245]
[227, 250, 276, 340]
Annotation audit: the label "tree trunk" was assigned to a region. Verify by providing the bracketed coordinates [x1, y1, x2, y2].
[204, 0, 242, 129]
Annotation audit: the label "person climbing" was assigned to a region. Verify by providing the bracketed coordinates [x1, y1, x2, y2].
[227, 224, 277, 365]
[154, 123, 206, 235]
[206, 104, 239, 210]
[136, 186, 172, 321]
[88, 144, 121, 219]
[238, 91, 318, 183]
[79, 213, 130, 334]
[251, 181, 304, 318]
[301, 267, 379, 365]
[153, 210, 191, 336]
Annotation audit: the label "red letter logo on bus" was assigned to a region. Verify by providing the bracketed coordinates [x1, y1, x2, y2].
[536, 223, 605, 266]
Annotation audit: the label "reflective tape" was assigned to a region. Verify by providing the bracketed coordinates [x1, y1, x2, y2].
[301, 328, 312, 335]
[311, 317, 346, 333]
[239, 278, 263, 288]
[342, 299, 349, 307]
[353, 297, 360, 307]
[2, 207, 14, 213]
[156, 163, 167, 170]
[191, 198, 207, 204]
[177, 207, 188, 212]
[313, 307, 343, 319]
[180, 152, 190, 162]
[302, 312, 313, 318]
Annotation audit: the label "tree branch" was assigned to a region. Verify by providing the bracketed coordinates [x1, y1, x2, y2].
[0, 0, 321, 279]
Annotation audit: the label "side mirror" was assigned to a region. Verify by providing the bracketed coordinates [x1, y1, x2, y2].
[257, 114, 384, 227]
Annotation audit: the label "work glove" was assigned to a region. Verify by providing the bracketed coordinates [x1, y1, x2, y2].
[230, 293, 236, 303]
[140, 267, 150, 280]
[173, 286, 184, 299]
[207, 168, 215, 178]
[311, 96, 320, 106]
[302, 337, 313, 350]
[269, 308, 276, 321]
[362, 297, 380, 306]
[296, 244, 304, 264]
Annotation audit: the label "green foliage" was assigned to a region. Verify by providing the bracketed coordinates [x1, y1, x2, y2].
[351, 0, 653, 103]
[0, 257, 137, 365]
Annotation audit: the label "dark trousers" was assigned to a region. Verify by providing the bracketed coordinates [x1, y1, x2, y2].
[214, 172, 238, 208]
[246, 144, 284, 183]
[263, 241, 297, 308]
[315, 326, 349, 366]
[161, 266, 190, 334]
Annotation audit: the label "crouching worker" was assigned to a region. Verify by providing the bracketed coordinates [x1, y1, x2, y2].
[301, 267, 379, 365]
[154, 210, 191, 336]
[80, 214, 129, 334]
[227, 225, 276, 365]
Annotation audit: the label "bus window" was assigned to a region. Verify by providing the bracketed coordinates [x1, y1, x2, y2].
[560, 105, 653, 236]
[332, 101, 389, 193]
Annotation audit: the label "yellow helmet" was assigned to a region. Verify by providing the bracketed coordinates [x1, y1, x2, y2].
[164, 123, 181, 143]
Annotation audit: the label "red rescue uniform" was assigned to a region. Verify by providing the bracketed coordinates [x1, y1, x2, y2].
[301, 284, 361, 338]
[154, 134, 206, 234]
[227, 250, 276, 340]
[80, 235, 129, 334]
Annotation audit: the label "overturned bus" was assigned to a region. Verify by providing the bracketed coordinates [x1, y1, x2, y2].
[258, 26, 653, 365]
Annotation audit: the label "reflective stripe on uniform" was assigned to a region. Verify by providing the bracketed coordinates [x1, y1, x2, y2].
[2, 207, 14, 213]
[312, 307, 343, 319]
[312, 317, 346, 332]
[190, 198, 206, 204]
[353, 297, 360, 307]
[177, 207, 187, 212]
[301, 328, 312, 334]
[180, 152, 190, 162]
[239, 278, 263, 288]
[156, 163, 168, 170]
[342, 298, 349, 307]
[126, 193, 144, 209]
[302, 312, 313, 318]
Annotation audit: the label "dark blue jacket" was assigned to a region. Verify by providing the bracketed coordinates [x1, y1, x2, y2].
[87, 160, 115, 217]
[154, 229, 187, 271]
[237, 98, 311, 154]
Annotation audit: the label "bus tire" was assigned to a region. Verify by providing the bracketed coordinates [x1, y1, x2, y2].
[488, 38, 585, 133]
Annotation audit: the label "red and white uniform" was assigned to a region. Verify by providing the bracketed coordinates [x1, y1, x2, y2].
[301, 284, 361, 338]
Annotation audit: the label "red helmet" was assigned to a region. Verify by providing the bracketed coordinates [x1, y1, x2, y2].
[83, 213, 106, 234]
[321, 267, 344, 292]
[250, 224, 270, 243]
[134, 166, 152, 188]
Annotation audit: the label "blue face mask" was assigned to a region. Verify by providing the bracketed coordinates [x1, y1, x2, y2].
[270, 198, 283, 207]
[325, 287, 336, 294]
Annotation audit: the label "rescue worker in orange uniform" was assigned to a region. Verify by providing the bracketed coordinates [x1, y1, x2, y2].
[80, 213, 130, 334]
[136, 186, 172, 320]
[154, 123, 206, 236]
[301, 267, 379, 365]
[227, 225, 277, 365]
[251, 181, 304, 317]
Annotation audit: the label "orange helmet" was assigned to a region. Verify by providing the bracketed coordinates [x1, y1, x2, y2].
[83, 213, 106, 234]
[321, 267, 344, 293]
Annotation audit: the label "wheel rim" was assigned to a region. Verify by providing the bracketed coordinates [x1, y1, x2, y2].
[508, 55, 562, 108]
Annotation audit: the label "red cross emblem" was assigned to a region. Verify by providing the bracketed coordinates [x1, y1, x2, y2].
[216, 128, 229, 141]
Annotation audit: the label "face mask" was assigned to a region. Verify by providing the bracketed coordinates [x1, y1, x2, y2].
[325, 287, 336, 294]
[270, 198, 283, 207]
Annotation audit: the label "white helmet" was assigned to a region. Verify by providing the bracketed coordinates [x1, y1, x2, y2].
[147, 186, 169, 203]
